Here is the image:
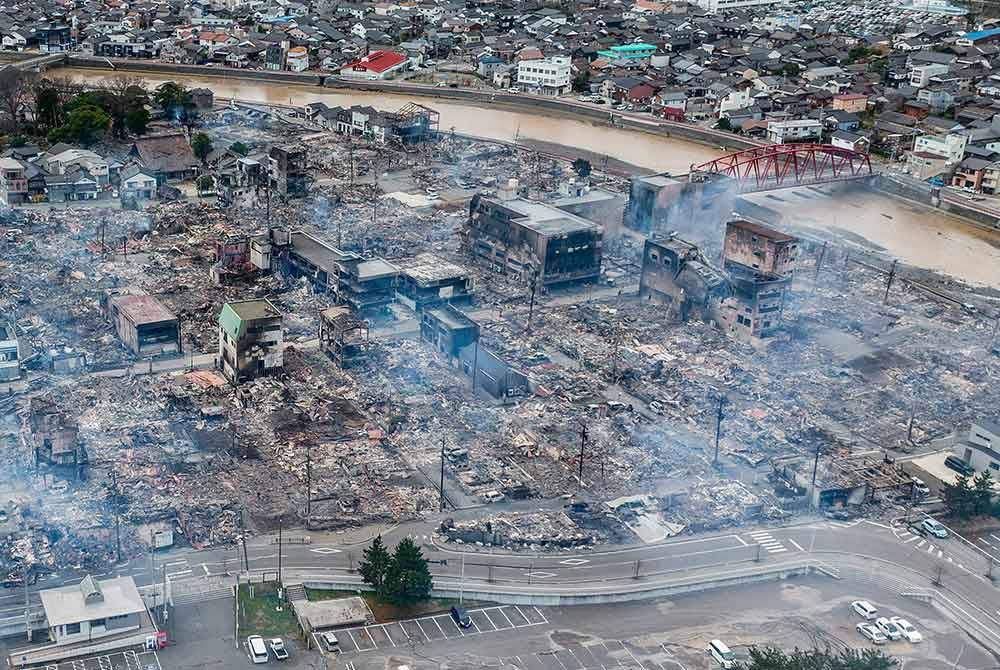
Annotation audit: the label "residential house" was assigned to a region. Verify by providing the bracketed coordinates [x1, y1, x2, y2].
[951, 157, 992, 192]
[0, 158, 27, 205]
[766, 119, 823, 143]
[128, 134, 199, 183]
[913, 132, 968, 163]
[119, 166, 158, 201]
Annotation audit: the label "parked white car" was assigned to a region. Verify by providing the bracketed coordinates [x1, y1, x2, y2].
[922, 518, 948, 539]
[889, 617, 923, 643]
[856, 623, 888, 645]
[852, 600, 878, 620]
[875, 617, 902, 641]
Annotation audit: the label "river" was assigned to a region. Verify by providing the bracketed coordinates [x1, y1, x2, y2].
[51, 68, 1000, 288]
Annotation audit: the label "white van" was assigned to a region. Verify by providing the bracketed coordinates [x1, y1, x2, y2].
[851, 600, 878, 620]
[708, 639, 736, 669]
[247, 635, 269, 664]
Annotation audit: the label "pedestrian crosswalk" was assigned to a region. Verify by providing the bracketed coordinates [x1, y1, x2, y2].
[747, 530, 787, 554]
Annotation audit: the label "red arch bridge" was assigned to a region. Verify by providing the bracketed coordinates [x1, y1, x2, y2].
[692, 143, 874, 193]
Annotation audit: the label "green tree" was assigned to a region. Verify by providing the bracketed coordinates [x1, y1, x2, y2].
[737, 646, 897, 670]
[572, 158, 592, 178]
[230, 141, 249, 156]
[359, 535, 392, 592]
[782, 62, 800, 78]
[48, 105, 110, 146]
[153, 81, 192, 110]
[943, 473, 974, 519]
[383, 537, 432, 605]
[848, 46, 873, 64]
[572, 68, 591, 93]
[125, 107, 149, 136]
[192, 132, 213, 164]
[972, 470, 994, 516]
[35, 87, 62, 129]
[716, 116, 733, 132]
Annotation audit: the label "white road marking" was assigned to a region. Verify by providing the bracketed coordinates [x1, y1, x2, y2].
[497, 606, 516, 628]
[904, 535, 920, 544]
[767, 547, 789, 554]
[990, 534, 1000, 543]
[347, 630, 360, 651]
[202, 563, 209, 576]
[415, 619, 428, 639]
[482, 609, 499, 630]
[432, 617, 447, 638]
[917, 540, 926, 548]
[979, 538, 993, 547]
[167, 569, 192, 578]
[788, 539, 805, 552]
[734, 535, 749, 547]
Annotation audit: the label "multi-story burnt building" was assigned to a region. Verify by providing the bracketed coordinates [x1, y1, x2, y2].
[0, 321, 20, 382]
[271, 230, 400, 315]
[622, 173, 735, 236]
[397, 254, 474, 310]
[29, 396, 84, 474]
[465, 192, 603, 287]
[318, 306, 369, 368]
[218, 299, 284, 384]
[718, 220, 798, 342]
[722, 219, 799, 277]
[268, 146, 309, 197]
[638, 236, 730, 322]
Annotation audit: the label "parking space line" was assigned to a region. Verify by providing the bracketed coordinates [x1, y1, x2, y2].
[415, 618, 429, 640]
[621, 643, 649, 669]
[498, 606, 516, 627]
[548, 651, 569, 670]
[904, 535, 920, 543]
[515, 605, 531, 625]
[566, 647, 588, 669]
[347, 629, 362, 651]
[483, 608, 502, 630]
[381, 624, 396, 647]
[448, 613, 468, 636]
[433, 616, 449, 638]
[534, 606, 548, 623]
[470, 615, 483, 633]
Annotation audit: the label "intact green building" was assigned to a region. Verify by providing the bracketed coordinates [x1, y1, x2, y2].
[596, 43, 656, 61]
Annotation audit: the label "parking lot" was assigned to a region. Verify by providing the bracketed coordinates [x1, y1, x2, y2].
[316, 605, 549, 655]
[497, 640, 681, 670]
[36, 650, 160, 670]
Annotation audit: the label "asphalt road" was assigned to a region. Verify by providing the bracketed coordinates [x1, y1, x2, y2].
[2, 514, 996, 634]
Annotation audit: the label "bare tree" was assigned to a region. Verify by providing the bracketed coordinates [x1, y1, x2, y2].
[0, 67, 35, 133]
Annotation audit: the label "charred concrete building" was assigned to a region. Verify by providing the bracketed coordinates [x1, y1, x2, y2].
[397, 254, 474, 310]
[551, 181, 627, 235]
[622, 173, 735, 236]
[722, 219, 799, 277]
[638, 236, 730, 322]
[718, 220, 798, 342]
[272, 230, 399, 314]
[29, 396, 83, 471]
[218, 299, 284, 384]
[101, 290, 180, 356]
[421, 304, 480, 359]
[318, 306, 369, 368]
[268, 146, 309, 197]
[465, 193, 603, 287]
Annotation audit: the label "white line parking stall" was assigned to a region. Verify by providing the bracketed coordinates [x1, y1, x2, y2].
[331, 605, 550, 655]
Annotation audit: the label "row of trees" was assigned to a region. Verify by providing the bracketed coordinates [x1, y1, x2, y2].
[358, 536, 433, 605]
[0, 70, 205, 147]
[736, 646, 897, 670]
[942, 470, 996, 519]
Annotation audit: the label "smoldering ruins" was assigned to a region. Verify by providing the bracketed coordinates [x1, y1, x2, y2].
[0, 101, 997, 580]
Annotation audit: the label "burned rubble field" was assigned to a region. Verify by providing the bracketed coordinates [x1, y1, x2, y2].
[0, 127, 997, 574]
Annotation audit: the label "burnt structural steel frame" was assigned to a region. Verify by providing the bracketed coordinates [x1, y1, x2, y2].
[693, 144, 874, 193]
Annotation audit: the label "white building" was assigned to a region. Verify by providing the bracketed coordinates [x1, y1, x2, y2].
[910, 63, 950, 88]
[692, 0, 779, 13]
[39, 576, 146, 646]
[286, 46, 309, 72]
[766, 119, 823, 144]
[953, 420, 1000, 474]
[516, 56, 571, 96]
[913, 132, 967, 163]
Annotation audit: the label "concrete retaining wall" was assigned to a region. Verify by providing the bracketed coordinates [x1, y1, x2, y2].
[295, 561, 817, 607]
[59, 58, 760, 152]
[873, 174, 1000, 233]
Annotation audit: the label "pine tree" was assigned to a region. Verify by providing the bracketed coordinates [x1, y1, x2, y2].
[943, 473, 974, 519]
[973, 470, 994, 516]
[358, 535, 391, 592]
[383, 537, 433, 605]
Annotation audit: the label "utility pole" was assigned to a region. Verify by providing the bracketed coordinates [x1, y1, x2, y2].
[277, 519, 283, 583]
[814, 241, 827, 283]
[713, 396, 725, 467]
[578, 422, 588, 485]
[239, 507, 249, 571]
[439, 437, 446, 512]
[883, 259, 898, 304]
[811, 441, 821, 489]
[526, 271, 538, 333]
[305, 445, 312, 525]
[111, 471, 121, 563]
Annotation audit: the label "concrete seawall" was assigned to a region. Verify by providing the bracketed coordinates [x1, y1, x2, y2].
[874, 174, 1000, 233]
